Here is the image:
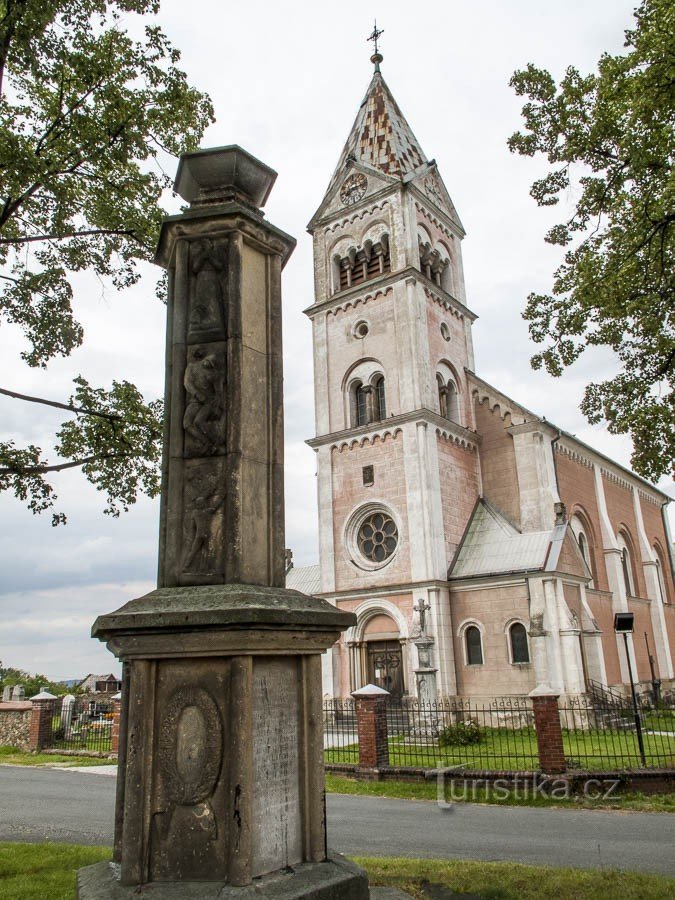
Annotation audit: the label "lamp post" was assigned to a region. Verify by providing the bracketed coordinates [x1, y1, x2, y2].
[614, 612, 646, 766]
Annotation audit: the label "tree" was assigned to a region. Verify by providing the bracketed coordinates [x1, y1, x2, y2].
[0, 662, 74, 696]
[0, 0, 213, 522]
[508, 0, 674, 481]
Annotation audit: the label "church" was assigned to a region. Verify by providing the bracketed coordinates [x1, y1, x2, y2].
[286, 49, 675, 704]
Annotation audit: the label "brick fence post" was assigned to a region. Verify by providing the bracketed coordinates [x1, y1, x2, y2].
[111, 694, 121, 754]
[530, 686, 566, 774]
[28, 690, 56, 751]
[352, 684, 389, 769]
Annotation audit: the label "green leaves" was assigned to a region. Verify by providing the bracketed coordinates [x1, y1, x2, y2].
[0, 0, 213, 519]
[0, 376, 163, 523]
[509, 0, 675, 480]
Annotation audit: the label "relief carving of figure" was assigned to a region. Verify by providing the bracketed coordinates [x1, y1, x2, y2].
[183, 348, 226, 456]
[182, 466, 226, 573]
[189, 238, 225, 334]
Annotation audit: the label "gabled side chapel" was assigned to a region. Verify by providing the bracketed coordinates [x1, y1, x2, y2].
[288, 52, 675, 702]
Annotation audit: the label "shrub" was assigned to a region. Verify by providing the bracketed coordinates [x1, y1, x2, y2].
[438, 719, 482, 747]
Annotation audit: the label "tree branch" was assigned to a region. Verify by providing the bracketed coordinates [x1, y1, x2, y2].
[0, 452, 129, 476]
[0, 227, 139, 245]
[0, 387, 123, 422]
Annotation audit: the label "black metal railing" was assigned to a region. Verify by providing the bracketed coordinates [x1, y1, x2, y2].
[323, 696, 538, 771]
[385, 697, 537, 770]
[323, 698, 358, 763]
[50, 697, 115, 753]
[560, 694, 675, 771]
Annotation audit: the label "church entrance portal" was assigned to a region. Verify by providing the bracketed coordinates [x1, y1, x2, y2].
[367, 640, 404, 698]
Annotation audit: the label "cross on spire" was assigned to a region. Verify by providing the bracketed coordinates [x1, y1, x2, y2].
[367, 21, 384, 55]
[367, 21, 384, 71]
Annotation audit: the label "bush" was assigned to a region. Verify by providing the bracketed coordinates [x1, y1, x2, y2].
[438, 719, 482, 747]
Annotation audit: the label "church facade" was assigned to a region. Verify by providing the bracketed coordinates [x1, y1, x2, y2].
[287, 56, 675, 703]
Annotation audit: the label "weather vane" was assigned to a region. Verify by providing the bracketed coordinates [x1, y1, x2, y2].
[367, 21, 384, 56]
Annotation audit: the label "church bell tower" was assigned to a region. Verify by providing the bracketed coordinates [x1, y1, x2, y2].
[306, 47, 482, 699]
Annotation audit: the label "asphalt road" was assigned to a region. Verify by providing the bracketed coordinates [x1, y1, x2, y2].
[1, 766, 674, 877]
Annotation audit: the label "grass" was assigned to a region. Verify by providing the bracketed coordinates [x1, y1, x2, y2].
[357, 856, 675, 899]
[325, 723, 675, 771]
[1, 844, 674, 900]
[0, 746, 113, 767]
[0, 843, 109, 900]
[325, 773, 675, 812]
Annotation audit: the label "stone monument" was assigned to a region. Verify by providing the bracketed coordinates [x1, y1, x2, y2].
[77, 146, 369, 898]
[412, 599, 440, 741]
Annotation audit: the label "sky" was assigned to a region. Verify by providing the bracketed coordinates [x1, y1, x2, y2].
[1, 0, 671, 682]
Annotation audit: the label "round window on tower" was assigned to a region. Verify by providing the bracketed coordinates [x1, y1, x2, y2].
[345, 503, 401, 570]
[440, 322, 451, 342]
[353, 320, 369, 339]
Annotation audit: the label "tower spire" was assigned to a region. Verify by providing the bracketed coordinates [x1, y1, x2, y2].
[367, 21, 384, 72]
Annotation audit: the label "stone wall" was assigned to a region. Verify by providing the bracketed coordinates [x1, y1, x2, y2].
[0, 702, 32, 750]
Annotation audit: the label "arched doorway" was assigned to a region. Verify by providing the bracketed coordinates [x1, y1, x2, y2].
[363, 613, 404, 698]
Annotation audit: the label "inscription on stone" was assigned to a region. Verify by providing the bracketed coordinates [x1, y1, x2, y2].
[251, 658, 302, 877]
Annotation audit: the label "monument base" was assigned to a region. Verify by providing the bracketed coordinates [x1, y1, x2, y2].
[78, 854, 369, 899]
[87, 584, 366, 895]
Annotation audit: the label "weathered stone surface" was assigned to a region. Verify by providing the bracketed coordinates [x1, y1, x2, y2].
[78, 855, 369, 898]
[92, 584, 355, 637]
[84, 144, 367, 898]
[0, 703, 31, 749]
[251, 658, 302, 877]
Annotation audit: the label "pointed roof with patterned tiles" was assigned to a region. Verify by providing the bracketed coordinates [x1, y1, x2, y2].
[327, 65, 428, 192]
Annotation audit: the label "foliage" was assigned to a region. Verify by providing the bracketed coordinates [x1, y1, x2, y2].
[0, 662, 72, 696]
[0, 0, 213, 521]
[438, 718, 482, 747]
[508, 0, 674, 480]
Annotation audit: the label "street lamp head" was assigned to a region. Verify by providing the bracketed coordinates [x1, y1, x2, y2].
[614, 611, 635, 633]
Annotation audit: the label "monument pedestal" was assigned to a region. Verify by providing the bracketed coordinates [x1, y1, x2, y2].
[78, 585, 368, 898]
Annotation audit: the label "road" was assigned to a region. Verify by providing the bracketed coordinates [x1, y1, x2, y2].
[1, 766, 674, 876]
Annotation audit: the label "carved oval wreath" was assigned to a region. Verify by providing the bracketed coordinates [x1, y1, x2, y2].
[158, 686, 223, 806]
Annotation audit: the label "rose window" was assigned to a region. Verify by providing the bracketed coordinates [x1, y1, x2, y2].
[357, 512, 398, 563]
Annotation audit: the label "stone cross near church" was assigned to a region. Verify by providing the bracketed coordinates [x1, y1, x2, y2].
[78, 146, 368, 899]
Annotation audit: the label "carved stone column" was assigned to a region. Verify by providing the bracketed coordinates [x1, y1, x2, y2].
[77, 147, 368, 899]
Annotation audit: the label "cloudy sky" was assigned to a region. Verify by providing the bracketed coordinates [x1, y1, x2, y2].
[1, 0, 671, 682]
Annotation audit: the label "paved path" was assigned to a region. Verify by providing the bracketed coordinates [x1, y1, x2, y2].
[1, 766, 674, 877]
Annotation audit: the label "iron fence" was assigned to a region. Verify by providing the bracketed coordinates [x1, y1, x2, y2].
[50, 697, 115, 753]
[385, 697, 537, 769]
[323, 696, 539, 771]
[559, 694, 675, 771]
[323, 698, 358, 763]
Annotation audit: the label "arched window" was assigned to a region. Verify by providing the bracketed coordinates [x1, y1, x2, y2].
[373, 376, 386, 421]
[436, 373, 460, 423]
[337, 235, 390, 292]
[509, 623, 530, 664]
[653, 544, 670, 604]
[617, 532, 635, 597]
[570, 512, 595, 588]
[465, 625, 483, 665]
[350, 382, 369, 428]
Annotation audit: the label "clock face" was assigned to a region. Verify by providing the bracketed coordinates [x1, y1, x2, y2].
[340, 173, 368, 206]
[424, 174, 443, 203]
